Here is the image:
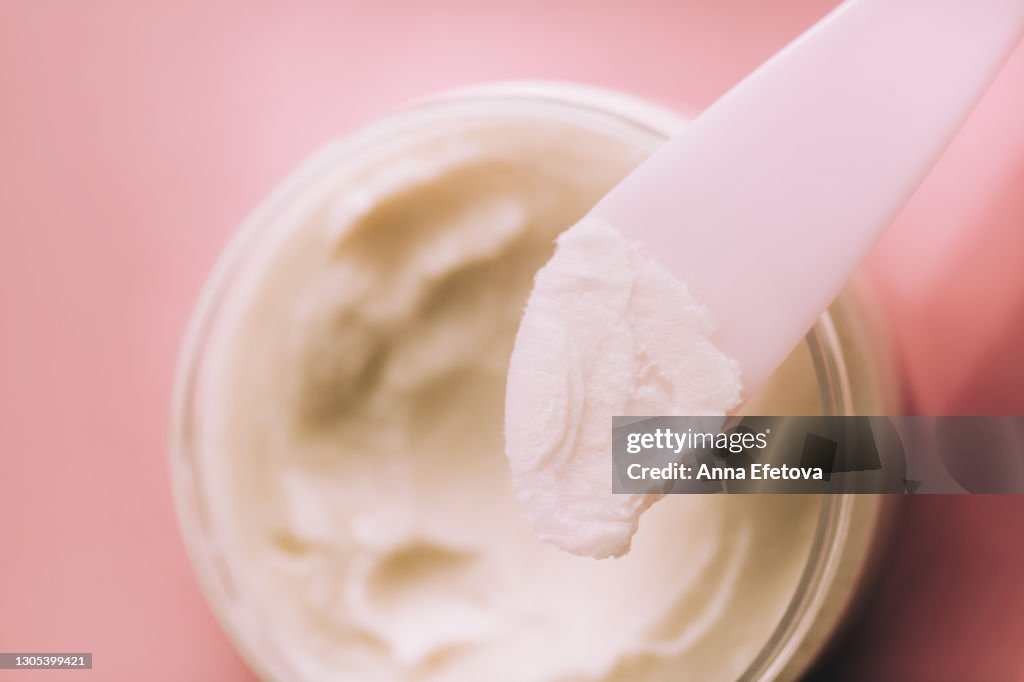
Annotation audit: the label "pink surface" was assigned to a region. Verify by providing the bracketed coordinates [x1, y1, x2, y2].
[1, 1, 1022, 680]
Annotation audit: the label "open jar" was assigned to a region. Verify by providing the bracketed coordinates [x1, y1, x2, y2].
[170, 81, 899, 682]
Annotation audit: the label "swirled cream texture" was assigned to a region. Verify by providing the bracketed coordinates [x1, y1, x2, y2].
[505, 218, 742, 559]
[200, 112, 821, 682]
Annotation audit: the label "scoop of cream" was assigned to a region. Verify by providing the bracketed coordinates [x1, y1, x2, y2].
[504, 218, 742, 559]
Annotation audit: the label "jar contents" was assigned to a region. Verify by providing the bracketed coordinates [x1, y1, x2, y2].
[199, 113, 820, 682]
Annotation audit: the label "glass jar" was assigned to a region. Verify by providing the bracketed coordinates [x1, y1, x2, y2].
[170, 81, 900, 681]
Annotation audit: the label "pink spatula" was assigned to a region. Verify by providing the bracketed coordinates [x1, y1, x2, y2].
[503, 0, 1024, 560]
[590, 0, 1024, 398]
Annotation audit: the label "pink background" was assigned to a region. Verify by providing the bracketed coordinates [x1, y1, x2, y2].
[2, 1, 1023, 679]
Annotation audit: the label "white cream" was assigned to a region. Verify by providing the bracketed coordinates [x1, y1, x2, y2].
[200, 112, 821, 682]
[505, 218, 742, 559]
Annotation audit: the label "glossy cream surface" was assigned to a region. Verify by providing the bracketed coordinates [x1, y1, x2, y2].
[198, 109, 821, 682]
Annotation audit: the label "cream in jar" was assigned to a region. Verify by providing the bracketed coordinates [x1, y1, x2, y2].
[196, 103, 822, 682]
